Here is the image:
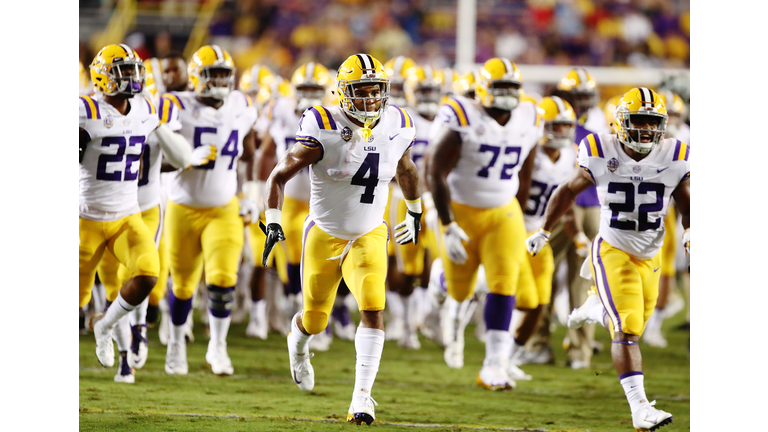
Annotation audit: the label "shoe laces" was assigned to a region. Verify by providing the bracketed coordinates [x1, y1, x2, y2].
[293, 352, 314, 374]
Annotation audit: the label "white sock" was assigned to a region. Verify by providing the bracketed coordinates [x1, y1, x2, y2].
[288, 312, 313, 354]
[131, 298, 149, 327]
[387, 292, 404, 320]
[102, 293, 136, 328]
[620, 374, 649, 414]
[170, 324, 186, 344]
[113, 315, 131, 352]
[402, 293, 415, 333]
[645, 308, 664, 334]
[352, 327, 385, 399]
[416, 287, 430, 324]
[484, 329, 512, 367]
[509, 340, 526, 363]
[92, 282, 107, 313]
[209, 311, 231, 344]
[250, 299, 266, 322]
[588, 296, 607, 326]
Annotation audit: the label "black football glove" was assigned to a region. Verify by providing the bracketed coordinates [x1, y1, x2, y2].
[259, 221, 286, 267]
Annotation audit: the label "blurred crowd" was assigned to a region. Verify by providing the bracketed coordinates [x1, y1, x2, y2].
[80, 0, 690, 79]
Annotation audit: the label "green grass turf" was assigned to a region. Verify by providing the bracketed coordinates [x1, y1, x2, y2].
[80, 310, 689, 432]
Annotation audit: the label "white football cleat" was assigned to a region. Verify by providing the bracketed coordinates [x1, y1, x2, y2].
[130, 325, 149, 369]
[444, 340, 464, 369]
[398, 329, 421, 350]
[333, 321, 356, 341]
[632, 401, 673, 431]
[114, 352, 135, 383]
[570, 360, 590, 370]
[206, 339, 234, 375]
[184, 311, 195, 342]
[567, 294, 602, 329]
[347, 394, 378, 425]
[643, 330, 668, 348]
[308, 329, 332, 352]
[90, 313, 115, 368]
[506, 363, 532, 381]
[165, 340, 188, 375]
[517, 346, 555, 365]
[287, 335, 315, 391]
[385, 316, 404, 341]
[158, 311, 170, 346]
[246, 316, 268, 340]
[477, 363, 515, 391]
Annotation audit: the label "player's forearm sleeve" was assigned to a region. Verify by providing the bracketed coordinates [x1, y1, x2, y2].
[154, 123, 192, 169]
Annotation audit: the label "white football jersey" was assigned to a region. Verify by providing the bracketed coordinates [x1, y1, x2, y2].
[578, 133, 690, 260]
[136, 95, 182, 211]
[165, 91, 258, 208]
[404, 107, 432, 170]
[268, 97, 310, 201]
[523, 144, 578, 232]
[79, 93, 159, 221]
[297, 104, 416, 240]
[429, 96, 542, 208]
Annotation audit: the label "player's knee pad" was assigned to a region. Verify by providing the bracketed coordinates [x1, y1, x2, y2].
[302, 310, 329, 335]
[148, 278, 166, 306]
[622, 312, 644, 336]
[208, 285, 235, 318]
[357, 274, 386, 311]
[171, 284, 196, 301]
[79, 283, 92, 308]
[205, 269, 238, 288]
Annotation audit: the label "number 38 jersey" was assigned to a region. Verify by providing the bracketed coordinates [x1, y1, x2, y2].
[165, 90, 257, 208]
[523, 144, 577, 233]
[297, 104, 415, 240]
[429, 96, 541, 209]
[79, 94, 160, 221]
[267, 97, 310, 202]
[578, 133, 690, 260]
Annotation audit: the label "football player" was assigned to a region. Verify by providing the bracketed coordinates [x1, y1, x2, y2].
[80, 44, 161, 382]
[427, 58, 541, 390]
[527, 87, 689, 431]
[261, 53, 421, 425]
[162, 45, 258, 376]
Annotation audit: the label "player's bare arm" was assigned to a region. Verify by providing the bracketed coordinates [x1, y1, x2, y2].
[672, 177, 689, 231]
[240, 129, 257, 167]
[256, 132, 277, 182]
[394, 148, 423, 245]
[396, 148, 419, 201]
[515, 144, 538, 210]
[427, 126, 462, 225]
[540, 167, 594, 232]
[265, 142, 322, 211]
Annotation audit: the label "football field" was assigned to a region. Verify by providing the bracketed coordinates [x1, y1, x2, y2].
[79, 312, 690, 432]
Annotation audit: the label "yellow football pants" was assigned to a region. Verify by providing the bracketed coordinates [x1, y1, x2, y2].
[247, 210, 289, 284]
[166, 197, 244, 300]
[392, 196, 425, 276]
[661, 207, 677, 276]
[97, 205, 169, 304]
[384, 188, 396, 257]
[516, 235, 555, 309]
[590, 234, 662, 336]
[300, 220, 389, 334]
[439, 199, 527, 302]
[79, 213, 159, 308]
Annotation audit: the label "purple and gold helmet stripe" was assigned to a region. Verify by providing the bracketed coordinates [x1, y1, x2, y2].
[576, 68, 588, 85]
[119, 44, 133, 58]
[212, 45, 224, 61]
[500, 58, 514, 75]
[356, 53, 374, 71]
[552, 96, 567, 114]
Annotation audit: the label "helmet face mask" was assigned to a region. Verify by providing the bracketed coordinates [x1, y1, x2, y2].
[110, 62, 145, 95]
[476, 58, 524, 112]
[618, 112, 667, 154]
[413, 85, 440, 117]
[389, 82, 406, 106]
[571, 89, 597, 113]
[189, 45, 236, 101]
[486, 81, 521, 111]
[295, 84, 326, 113]
[341, 82, 389, 124]
[543, 121, 575, 149]
[199, 66, 234, 100]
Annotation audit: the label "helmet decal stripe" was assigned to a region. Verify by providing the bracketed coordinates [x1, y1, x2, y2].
[424, 65, 433, 81]
[552, 96, 567, 114]
[500, 58, 514, 75]
[640, 87, 653, 108]
[305, 62, 315, 82]
[365, 54, 375, 70]
[356, 54, 371, 71]
[119, 44, 133, 58]
[212, 45, 224, 61]
[576, 68, 588, 85]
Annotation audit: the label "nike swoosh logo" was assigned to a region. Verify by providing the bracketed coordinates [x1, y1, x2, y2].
[141, 118, 150, 123]
[657, 167, 668, 173]
[653, 267, 661, 272]
[389, 133, 400, 140]
[293, 370, 301, 384]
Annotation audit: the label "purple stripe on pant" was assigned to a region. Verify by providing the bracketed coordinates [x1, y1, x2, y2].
[484, 293, 515, 331]
[167, 289, 192, 326]
[596, 238, 622, 333]
[300, 219, 316, 289]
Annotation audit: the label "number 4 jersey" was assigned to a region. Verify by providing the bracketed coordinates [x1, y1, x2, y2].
[578, 133, 690, 260]
[296, 104, 415, 240]
[164, 90, 257, 208]
[429, 96, 541, 209]
[79, 94, 160, 221]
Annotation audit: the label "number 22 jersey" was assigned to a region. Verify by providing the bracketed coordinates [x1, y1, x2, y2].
[296, 104, 415, 240]
[578, 133, 690, 260]
[79, 94, 159, 221]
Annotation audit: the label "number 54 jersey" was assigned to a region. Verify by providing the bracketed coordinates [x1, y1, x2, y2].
[79, 94, 160, 221]
[164, 90, 257, 208]
[578, 133, 690, 260]
[429, 96, 542, 208]
[296, 105, 416, 240]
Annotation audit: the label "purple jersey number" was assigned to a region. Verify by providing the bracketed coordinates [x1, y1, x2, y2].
[608, 182, 666, 231]
[351, 152, 380, 204]
[193, 127, 217, 170]
[477, 144, 522, 179]
[525, 180, 558, 217]
[221, 130, 239, 170]
[96, 136, 144, 182]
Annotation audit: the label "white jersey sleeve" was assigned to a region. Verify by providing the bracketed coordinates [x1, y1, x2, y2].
[271, 97, 309, 201]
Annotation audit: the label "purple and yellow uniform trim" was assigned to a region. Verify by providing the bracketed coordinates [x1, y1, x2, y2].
[673, 140, 689, 161]
[585, 134, 604, 158]
[590, 236, 623, 333]
[265, 99, 277, 120]
[445, 98, 470, 126]
[158, 96, 175, 124]
[80, 95, 101, 120]
[309, 105, 337, 130]
[144, 96, 156, 115]
[394, 106, 413, 128]
[244, 93, 254, 107]
[163, 93, 185, 110]
[296, 135, 322, 149]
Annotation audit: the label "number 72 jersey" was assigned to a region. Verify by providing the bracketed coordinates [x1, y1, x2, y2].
[578, 133, 690, 260]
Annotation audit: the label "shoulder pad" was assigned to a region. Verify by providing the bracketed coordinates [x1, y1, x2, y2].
[79, 95, 101, 120]
[390, 105, 414, 128]
[161, 92, 186, 110]
[306, 105, 337, 130]
[672, 140, 689, 162]
[444, 97, 471, 126]
[581, 133, 605, 158]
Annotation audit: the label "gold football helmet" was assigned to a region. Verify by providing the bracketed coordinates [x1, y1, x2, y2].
[658, 90, 686, 137]
[90, 44, 145, 96]
[615, 87, 668, 154]
[603, 95, 623, 134]
[453, 71, 478, 99]
[291, 62, 332, 114]
[79, 60, 91, 94]
[537, 96, 576, 149]
[476, 58, 523, 111]
[336, 53, 389, 125]
[143, 58, 163, 98]
[239, 64, 276, 107]
[383, 56, 416, 107]
[557, 68, 598, 114]
[405, 65, 443, 118]
[188, 45, 235, 100]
